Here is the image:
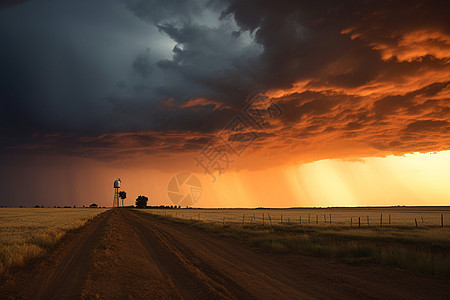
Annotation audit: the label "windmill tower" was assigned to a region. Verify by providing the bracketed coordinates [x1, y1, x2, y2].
[113, 178, 121, 207]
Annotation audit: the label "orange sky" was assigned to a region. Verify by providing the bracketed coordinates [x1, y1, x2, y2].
[2, 75, 449, 207]
[2, 150, 449, 208]
[1, 1, 449, 208]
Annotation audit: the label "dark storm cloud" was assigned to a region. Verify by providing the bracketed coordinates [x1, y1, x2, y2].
[405, 120, 449, 133]
[373, 82, 450, 119]
[123, 3, 261, 108]
[222, 0, 450, 89]
[220, 0, 450, 158]
[124, 0, 205, 23]
[0, 0, 30, 9]
[269, 80, 450, 157]
[1, 0, 449, 161]
[132, 48, 153, 78]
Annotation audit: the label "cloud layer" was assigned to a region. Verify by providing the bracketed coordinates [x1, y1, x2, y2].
[0, 0, 449, 169]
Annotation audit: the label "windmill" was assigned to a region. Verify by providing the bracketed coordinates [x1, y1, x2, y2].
[113, 178, 121, 207]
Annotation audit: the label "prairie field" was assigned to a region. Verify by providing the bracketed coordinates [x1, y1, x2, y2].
[146, 207, 450, 227]
[0, 208, 107, 275]
[1, 208, 449, 299]
[141, 207, 450, 277]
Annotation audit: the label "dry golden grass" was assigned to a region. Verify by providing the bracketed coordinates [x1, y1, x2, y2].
[0, 208, 108, 275]
[141, 208, 450, 277]
[147, 207, 450, 227]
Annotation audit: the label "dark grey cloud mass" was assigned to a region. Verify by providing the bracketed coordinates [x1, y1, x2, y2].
[0, 0, 30, 9]
[0, 0, 449, 161]
[0, 0, 261, 150]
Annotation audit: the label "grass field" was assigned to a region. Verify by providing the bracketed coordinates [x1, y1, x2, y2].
[147, 207, 450, 227]
[0, 208, 108, 275]
[141, 207, 450, 277]
[1, 206, 448, 278]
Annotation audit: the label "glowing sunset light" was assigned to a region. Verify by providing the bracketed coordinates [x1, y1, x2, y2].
[195, 151, 449, 208]
[284, 151, 450, 207]
[0, 0, 449, 208]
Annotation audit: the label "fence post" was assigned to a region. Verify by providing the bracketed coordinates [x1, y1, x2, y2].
[367, 215, 369, 226]
[269, 215, 272, 225]
[330, 214, 332, 224]
[389, 214, 391, 225]
[415, 218, 418, 228]
[380, 214, 382, 227]
[324, 214, 326, 223]
[262, 213, 265, 225]
[223, 217, 225, 225]
[359, 217, 361, 228]
[316, 215, 318, 225]
[299, 216, 302, 225]
[441, 214, 444, 227]
[242, 214, 244, 225]
[350, 218, 353, 228]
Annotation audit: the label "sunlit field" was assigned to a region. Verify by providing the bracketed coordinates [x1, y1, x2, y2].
[145, 207, 449, 227]
[140, 207, 450, 277]
[0, 208, 107, 275]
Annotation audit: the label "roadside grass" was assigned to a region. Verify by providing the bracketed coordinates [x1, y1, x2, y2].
[139, 210, 450, 278]
[0, 208, 108, 275]
[144, 207, 450, 227]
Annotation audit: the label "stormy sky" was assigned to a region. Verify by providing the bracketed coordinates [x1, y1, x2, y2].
[0, 0, 449, 207]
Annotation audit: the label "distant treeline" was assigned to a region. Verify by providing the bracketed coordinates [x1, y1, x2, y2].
[136, 205, 191, 209]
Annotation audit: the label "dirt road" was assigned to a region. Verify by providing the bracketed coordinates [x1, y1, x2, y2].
[1, 208, 448, 299]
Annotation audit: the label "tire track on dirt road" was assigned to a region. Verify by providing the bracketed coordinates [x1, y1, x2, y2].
[28, 210, 111, 299]
[1, 210, 111, 300]
[80, 208, 185, 299]
[126, 209, 450, 300]
[127, 210, 317, 299]
[122, 209, 255, 300]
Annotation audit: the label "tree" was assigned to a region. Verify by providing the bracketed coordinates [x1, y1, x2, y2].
[119, 191, 127, 206]
[135, 195, 148, 208]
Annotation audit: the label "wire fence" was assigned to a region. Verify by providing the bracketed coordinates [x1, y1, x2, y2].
[145, 208, 449, 228]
